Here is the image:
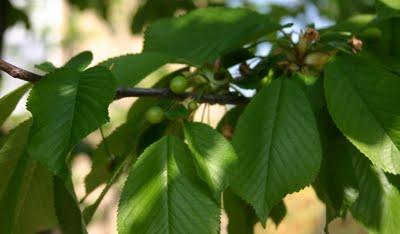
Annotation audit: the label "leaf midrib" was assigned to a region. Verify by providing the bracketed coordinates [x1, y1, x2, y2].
[263, 80, 283, 216]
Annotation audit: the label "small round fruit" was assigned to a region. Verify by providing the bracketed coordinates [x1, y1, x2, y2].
[188, 101, 198, 111]
[145, 106, 164, 124]
[170, 76, 188, 94]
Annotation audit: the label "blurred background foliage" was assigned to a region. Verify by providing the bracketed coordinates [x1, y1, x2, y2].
[0, 0, 380, 233]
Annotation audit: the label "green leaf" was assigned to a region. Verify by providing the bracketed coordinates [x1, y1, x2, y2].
[224, 189, 286, 234]
[84, 121, 144, 194]
[64, 51, 93, 71]
[0, 84, 31, 126]
[312, 109, 358, 224]
[231, 78, 322, 224]
[99, 53, 170, 86]
[6, 1, 30, 29]
[224, 189, 257, 234]
[320, 14, 375, 33]
[67, 0, 110, 19]
[0, 120, 32, 195]
[313, 135, 359, 223]
[378, 18, 400, 58]
[324, 54, 400, 174]
[130, 0, 196, 34]
[165, 104, 189, 120]
[143, 7, 284, 65]
[54, 176, 87, 234]
[376, 0, 400, 19]
[84, 98, 156, 194]
[183, 121, 237, 200]
[0, 120, 58, 234]
[84, 70, 178, 194]
[27, 66, 116, 176]
[83, 157, 125, 223]
[350, 144, 400, 234]
[118, 136, 220, 234]
[35, 61, 57, 73]
[269, 201, 287, 227]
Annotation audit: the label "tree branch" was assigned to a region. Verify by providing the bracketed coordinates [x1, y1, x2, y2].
[0, 59, 41, 82]
[0, 59, 248, 104]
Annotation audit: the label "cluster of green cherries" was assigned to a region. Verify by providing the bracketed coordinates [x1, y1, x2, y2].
[145, 76, 198, 124]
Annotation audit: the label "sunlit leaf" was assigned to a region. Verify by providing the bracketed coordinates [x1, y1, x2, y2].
[118, 136, 220, 234]
[325, 54, 400, 173]
[27, 66, 116, 175]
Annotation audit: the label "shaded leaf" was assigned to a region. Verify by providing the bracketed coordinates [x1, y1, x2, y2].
[0, 120, 32, 195]
[312, 108, 358, 224]
[99, 53, 170, 86]
[67, 0, 110, 19]
[35, 62, 57, 73]
[84, 69, 180, 194]
[376, 0, 400, 19]
[0, 120, 58, 234]
[54, 176, 87, 234]
[5, 1, 30, 29]
[313, 134, 359, 223]
[0, 84, 31, 126]
[131, 0, 196, 34]
[350, 143, 400, 234]
[183, 121, 237, 200]
[269, 201, 287, 227]
[84, 98, 155, 194]
[65, 51, 93, 71]
[143, 7, 284, 65]
[165, 104, 189, 120]
[320, 14, 375, 33]
[231, 78, 322, 223]
[224, 189, 257, 234]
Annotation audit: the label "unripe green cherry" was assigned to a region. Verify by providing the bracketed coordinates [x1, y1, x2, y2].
[145, 106, 164, 124]
[188, 101, 198, 111]
[170, 76, 188, 94]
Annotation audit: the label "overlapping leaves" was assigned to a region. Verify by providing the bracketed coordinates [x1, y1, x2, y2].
[118, 136, 220, 234]
[183, 121, 237, 200]
[325, 54, 400, 174]
[0, 120, 58, 234]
